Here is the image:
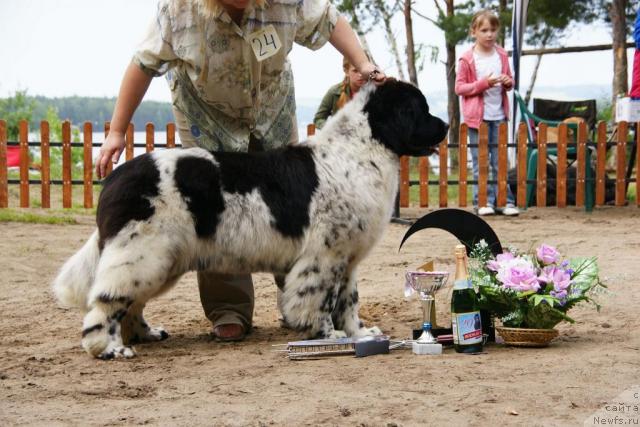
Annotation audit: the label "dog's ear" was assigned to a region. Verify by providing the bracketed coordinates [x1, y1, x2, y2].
[364, 80, 447, 156]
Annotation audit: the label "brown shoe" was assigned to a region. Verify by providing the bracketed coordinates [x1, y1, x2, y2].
[212, 323, 246, 342]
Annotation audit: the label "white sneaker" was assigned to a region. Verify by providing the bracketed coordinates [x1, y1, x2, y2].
[502, 204, 520, 216]
[477, 206, 495, 216]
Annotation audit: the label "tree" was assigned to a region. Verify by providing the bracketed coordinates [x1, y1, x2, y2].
[0, 90, 35, 141]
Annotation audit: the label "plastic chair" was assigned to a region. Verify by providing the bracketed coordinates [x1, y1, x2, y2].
[514, 91, 595, 211]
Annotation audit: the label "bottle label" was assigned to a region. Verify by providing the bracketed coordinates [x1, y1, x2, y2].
[452, 311, 483, 345]
[453, 279, 472, 290]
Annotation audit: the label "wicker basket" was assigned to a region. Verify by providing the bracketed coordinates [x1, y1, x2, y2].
[496, 326, 559, 347]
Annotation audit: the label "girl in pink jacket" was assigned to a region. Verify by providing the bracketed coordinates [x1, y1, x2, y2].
[455, 10, 518, 216]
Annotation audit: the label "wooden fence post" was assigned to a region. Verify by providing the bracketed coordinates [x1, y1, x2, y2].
[478, 123, 488, 208]
[166, 123, 176, 148]
[146, 123, 154, 153]
[556, 123, 568, 208]
[41, 121, 51, 208]
[516, 122, 528, 208]
[595, 121, 607, 206]
[0, 120, 7, 208]
[19, 120, 29, 208]
[615, 121, 628, 206]
[62, 120, 72, 208]
[458, 124, 468, 207]
[575, 121, 587, 207]
[399, 156, 410, 207]
[537, 123, 548, 207]
[419, 156, 429, 207]
[497, 122, 508, 207]
[83, 122, 93, 208]
[636, 124, 640, 207]
[439, 136, 448, 207]
[125, 123, 134, 161]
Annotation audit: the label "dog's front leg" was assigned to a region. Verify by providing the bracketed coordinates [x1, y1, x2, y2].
[121, 302, 169, 345]
[334, 268, 382, 338]
[280, 259, 347, 339]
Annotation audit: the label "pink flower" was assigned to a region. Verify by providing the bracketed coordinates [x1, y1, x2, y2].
[536, 244, 560, 265]
[487, 252, 515, 272]
[496, 258, 540, 292]
[539, 266, 572, 299]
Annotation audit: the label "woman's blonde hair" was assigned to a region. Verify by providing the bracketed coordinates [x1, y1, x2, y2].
[198, 0, 266, 18]
[470, 9, 500, 33]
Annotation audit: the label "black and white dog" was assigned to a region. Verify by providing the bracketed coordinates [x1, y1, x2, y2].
[53, 80, 448, 359]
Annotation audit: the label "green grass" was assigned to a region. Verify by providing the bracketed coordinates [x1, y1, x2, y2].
[0, 208, 77, 224]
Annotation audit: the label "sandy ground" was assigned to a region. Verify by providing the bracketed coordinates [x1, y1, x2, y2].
[1, 207, 639, 426]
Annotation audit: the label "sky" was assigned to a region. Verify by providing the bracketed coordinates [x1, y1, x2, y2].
[0, 0, 635, 109]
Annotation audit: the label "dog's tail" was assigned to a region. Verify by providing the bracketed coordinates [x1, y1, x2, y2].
[52, 230, 100, 311]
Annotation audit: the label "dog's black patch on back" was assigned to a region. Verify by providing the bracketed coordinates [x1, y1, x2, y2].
[97, 154, 160, 250]
[174, 156, 225, 237]
[214, 145, 318, 238]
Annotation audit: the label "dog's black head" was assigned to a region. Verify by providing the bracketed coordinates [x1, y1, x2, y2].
[363, 80, 448, 157]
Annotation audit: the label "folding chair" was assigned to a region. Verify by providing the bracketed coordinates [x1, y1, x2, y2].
[514, 91, 596, 211]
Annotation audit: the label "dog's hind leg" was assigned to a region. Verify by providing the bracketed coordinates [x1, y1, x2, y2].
[81, 240, 176, 359]
[280, 257, 348, 339]
[333, 267, 382, 338]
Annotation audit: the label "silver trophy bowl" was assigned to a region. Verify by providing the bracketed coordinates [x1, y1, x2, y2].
[405, 271, 449, 344]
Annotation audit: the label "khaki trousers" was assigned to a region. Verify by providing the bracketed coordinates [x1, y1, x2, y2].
[172, 107, 286, 331]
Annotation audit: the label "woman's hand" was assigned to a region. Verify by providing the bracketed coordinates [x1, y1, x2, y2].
[96, 131, 126, 179]
[358, 62, 386, 85]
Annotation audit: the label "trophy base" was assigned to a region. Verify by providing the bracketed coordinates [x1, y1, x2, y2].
[412, 342, 442, 355]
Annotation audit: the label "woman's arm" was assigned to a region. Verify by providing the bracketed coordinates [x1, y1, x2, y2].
[96, 62, 153, 178]
[329, 16, 385, 82]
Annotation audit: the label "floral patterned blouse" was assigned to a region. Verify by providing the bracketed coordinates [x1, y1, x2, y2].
[134, 0, 338, 151]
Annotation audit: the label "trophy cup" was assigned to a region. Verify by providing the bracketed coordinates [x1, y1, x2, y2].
[405, 271, 449, 355]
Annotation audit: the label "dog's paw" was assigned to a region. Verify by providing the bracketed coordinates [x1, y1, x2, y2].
[328, 330, 348, 339]
[131, 326, 169, 343]
[352, 325, 383, 337]
[98, 345, 136, 360]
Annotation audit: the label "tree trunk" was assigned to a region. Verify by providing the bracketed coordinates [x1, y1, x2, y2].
[444, 0, 459, 169]
[611, 0, 629, 111]
[376, 0, 406, 80]
[404, 0, 418, 86]
[524, 54, 543, 106]
[498, 0, 507, 47]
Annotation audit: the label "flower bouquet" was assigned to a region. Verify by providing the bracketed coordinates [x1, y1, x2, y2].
[468, 241, 606, 345]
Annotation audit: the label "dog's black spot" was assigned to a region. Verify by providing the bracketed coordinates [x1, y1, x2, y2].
[174, 156, 225, 238]
[350, 290, 359, 305]
[108, 323, 116, 336]
[99, 352, 115, 361]
[110, 309, 127, 322]
[160, 330, 169, 340]
[369, 161, 380, 173]
[82, 324, 103, 337]
[133, 280, 140, 287]
[97, 154, 160, 250]
[130, 232, 138, 240]
[214, 145, 319, 238]
[364, 80, 448, 157]
[97, 294, 132, 307]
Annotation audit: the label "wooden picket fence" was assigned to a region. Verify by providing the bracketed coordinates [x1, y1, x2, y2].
[0, 119, 638, 210]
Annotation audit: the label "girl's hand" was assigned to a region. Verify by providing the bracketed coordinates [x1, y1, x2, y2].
[359, 62, 386, 85]
[487, 73, 502, 87]
[96, 131, 126, 179]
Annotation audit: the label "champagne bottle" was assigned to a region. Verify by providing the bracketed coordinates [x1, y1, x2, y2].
[451, 244, 483, 353]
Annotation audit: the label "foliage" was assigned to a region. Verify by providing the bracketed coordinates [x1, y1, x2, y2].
[0, 90, 35, 140]
[468, 241, 606, 329]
